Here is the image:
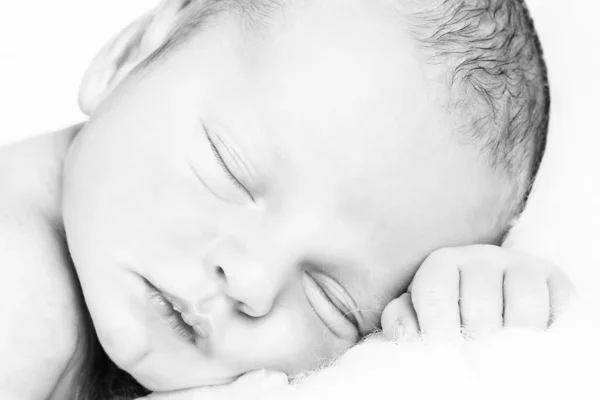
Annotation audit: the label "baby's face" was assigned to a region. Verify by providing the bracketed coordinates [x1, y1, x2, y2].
[63, 2, 504, 391]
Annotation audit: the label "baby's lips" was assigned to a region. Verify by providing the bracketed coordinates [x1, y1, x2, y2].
[181, 311, 214, 338]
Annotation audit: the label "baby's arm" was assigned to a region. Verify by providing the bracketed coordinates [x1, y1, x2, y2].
[380, 244, 575, 341]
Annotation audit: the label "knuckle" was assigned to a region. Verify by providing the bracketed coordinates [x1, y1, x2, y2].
[512, 293, 548, 309]
[415, 248, 461, 279]
[460, 300, 500, 320]
[507, 262, 543, 276]
[412, 284, 454, 309]
[504, 295, 549, 321]
[425, 247, 461, 265]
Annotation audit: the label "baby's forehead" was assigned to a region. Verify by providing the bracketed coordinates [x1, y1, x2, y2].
[186, 1, 446, 156]
[135, 0, 506, 257]
[164, 0, 499, 222]
[174, 0, 424, 84]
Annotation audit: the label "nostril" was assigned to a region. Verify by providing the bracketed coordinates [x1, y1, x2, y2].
[215, 266, 226, 280]
[236, 302, 261, 319]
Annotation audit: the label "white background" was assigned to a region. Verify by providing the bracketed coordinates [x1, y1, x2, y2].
[0, 1, 599, 288]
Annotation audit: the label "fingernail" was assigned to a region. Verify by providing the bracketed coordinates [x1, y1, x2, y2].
[393, 322, 406, 341]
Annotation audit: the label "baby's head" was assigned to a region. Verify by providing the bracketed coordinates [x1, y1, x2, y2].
[62, 0, 548, 393]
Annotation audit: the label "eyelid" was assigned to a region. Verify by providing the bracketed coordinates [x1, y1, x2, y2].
[312, 272, 360, 328]
[302, 272, 360, 338]
[203, 124, 255, 201]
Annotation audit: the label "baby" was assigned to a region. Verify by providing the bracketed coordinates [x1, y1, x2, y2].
[0, 0, 573, 399]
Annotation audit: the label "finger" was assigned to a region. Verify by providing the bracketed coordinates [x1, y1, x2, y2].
[143, 370, 288, 400]
[144, 386, 223, 400]
[233, 369, 289, 387]
[503, 266, 549, 330]
[381, 293, 420, 341]
[547, 267, 576, 327]
[409, 249, 462, 340]
[459, 263, 504, 338]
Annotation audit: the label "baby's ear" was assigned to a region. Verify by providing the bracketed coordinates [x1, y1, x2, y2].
[79, 0, 193, 116]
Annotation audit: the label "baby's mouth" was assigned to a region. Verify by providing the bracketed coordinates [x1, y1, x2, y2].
[145, 278, 214, 348]
[181, 311, 213, 339]
[145, 280, 196, 341]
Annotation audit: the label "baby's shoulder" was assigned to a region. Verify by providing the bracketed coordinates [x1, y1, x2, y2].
[0, 125, 80, 214]
[0, 128, 83, 399]
[0, 204, 84, 400]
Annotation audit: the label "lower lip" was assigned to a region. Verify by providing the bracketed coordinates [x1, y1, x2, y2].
[144, 279, 215, 355]
[145, 281, 196, 340]
[142, 280, 238, 384]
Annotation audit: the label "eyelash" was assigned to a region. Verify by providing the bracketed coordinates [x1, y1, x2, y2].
[304, 273, 360, 334]
[205, 132, 255, 201]
[318, 283, 359, 330]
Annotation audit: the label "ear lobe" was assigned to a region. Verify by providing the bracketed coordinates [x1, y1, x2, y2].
[79, 0, 190, 116]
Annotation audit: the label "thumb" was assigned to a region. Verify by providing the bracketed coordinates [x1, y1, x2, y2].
[381, 293, 420, 342]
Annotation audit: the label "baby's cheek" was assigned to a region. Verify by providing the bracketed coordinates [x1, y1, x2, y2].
[216, 305, 342, 375]
[94, 300, 151, 371]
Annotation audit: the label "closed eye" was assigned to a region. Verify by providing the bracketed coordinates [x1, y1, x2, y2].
[203, 124, 255, 201]
[302, 272, 360, 340]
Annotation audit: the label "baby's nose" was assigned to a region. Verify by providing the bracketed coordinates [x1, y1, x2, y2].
[190, 275, 228, 315]
[217, 259, 280, 318]
[202, 236, 297, 318]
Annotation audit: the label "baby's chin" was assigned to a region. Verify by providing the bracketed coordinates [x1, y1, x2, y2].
[149, 376, 239, 391]
[94, 303, 242, 391]
[115, 340, 243, 392]
[131, 359, 240, 392]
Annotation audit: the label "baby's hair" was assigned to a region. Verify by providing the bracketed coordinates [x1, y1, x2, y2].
[399, 0, 550, 222]
[139, 0, 286, 68]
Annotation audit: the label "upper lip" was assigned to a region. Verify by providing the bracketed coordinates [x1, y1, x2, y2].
[147, 279, 215, 340]
[181, 311, 213, 338]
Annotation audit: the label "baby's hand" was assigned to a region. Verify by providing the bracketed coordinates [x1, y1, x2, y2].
[381, 245, 575, 341]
